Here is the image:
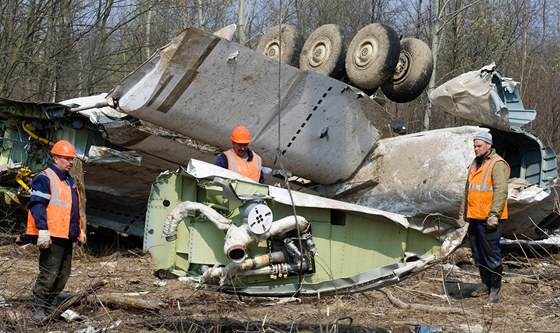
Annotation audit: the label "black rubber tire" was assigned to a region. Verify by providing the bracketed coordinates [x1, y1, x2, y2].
[299, 24, 346, 79]
[256, 24, 303, 67]
[361, 87, 379, 96]
[345, 23, 400, 90]
[381, 38, 433, 103]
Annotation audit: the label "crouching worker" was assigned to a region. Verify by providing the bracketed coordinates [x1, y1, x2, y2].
[216, 126, 264, 184]
[27, 140, 86, 321]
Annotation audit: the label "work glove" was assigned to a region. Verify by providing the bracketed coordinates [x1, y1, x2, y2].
[37, 230, 52, 249]
[486, 215, 499, 230]
[79, 229, 87, 246]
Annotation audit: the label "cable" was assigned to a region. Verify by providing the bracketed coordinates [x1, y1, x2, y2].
[21, 121, 55, 146]
[270, 1, 308, 298]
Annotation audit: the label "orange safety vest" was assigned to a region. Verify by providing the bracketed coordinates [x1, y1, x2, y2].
[224, 149, 262, 182]
[27, 168, 82, 239]
[466, 154, 509, 220]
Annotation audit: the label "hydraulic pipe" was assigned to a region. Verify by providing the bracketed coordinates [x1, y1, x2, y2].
[15, 167, 32, 192]
[237, 257, 310, 278]
[163, 201, 232, 241]
[202, 251, 288, 281]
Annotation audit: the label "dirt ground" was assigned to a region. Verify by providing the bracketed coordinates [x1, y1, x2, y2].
[1, 236, 559, 333]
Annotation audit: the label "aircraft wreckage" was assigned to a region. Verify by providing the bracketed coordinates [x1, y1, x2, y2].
[0, 25, 558, 295]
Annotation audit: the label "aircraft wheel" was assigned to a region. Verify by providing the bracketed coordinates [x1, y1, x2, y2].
[345, 23, 400, 90]
[381, 38, 433, 103]
[256, 24, 302, 66]
[299, 24, 346, 79]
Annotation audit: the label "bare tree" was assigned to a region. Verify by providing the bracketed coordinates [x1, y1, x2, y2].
[422, 0, 480, 131]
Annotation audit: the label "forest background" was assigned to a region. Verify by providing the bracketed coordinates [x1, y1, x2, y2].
[1, 0, 558, 155]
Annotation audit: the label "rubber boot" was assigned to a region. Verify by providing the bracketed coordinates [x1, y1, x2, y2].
[31, 307, 47, 322]
[31, 292, 55, 322]
[488, 267, 503, 303]
[30, 298, 49, 322]
[472, 266, 490, 297]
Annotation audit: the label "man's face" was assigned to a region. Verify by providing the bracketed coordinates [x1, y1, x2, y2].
[53, 155, 74, 173]
[473, 140, 491, 158]
[233, 142, 249, 157]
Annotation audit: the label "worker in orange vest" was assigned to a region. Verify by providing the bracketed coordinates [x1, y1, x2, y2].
[27, 140, 86, 321]
[215, 126, 264, 183]
[459, 131, 510, 303]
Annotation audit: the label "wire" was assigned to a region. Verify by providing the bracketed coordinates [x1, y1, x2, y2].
[270, 1, 308, 299]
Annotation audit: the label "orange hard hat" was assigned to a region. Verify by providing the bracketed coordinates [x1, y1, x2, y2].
[51, 140, 77, 158]
[230, 126, 252, 144]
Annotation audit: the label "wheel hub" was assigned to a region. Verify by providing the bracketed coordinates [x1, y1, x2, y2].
[353, 37, 379, 69]
[265, 41, 281, 60]
[392, 51, 411, 83]
[309, 37, 331, 67]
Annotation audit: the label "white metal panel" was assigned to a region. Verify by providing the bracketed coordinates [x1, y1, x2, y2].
[109, 27, 382, 184]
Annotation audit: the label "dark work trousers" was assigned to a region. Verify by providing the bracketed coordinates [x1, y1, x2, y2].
[32, 237, 73, 311]
[468, 219, 503, 287]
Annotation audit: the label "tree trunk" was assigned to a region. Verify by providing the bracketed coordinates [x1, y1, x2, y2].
[70, 158, 87, 234]
[237, 0, 245, 45]
[423, 0, 441, 131]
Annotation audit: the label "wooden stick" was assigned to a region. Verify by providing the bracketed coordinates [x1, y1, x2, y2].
[43, 278, 108, 322]
[87, 293, 169, 311]
[377, 288, 471, 315]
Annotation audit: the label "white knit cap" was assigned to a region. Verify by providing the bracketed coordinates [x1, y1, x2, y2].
[474, 132, 492, 144]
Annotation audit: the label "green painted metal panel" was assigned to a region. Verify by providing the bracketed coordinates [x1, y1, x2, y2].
[303, 222, 331, 284]
[175, 218, 190, 255]
[188, 220, 229, 264]
[144, 202, 177, 273]
[405, 228, 440, 257]
[145, 172, 185, 273]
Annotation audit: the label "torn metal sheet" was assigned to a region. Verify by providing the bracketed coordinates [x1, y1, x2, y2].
[319, 126, 481, 218]
[318, 125, 558, 240]
[62, 93, 125, 124]
[0, 97, 68, 120]
[213, 24, 237, 41]
[186, 158, 410, 228]
[505, 185, 559, 239]
[429, 63, 536, 130]
[108, 26, 385, 184]
[87, 146, 142, 165]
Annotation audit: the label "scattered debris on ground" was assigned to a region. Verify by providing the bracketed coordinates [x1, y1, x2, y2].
[1, 237, 559, 332]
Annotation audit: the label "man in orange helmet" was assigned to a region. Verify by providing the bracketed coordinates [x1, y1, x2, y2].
[27, 140, 86, 321]
[215, 126, 264, 184]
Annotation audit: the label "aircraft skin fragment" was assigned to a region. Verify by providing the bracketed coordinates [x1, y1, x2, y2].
[144, 159, 458, 296]
[319, 126, 481, 218]
[429, 63, 536, 130]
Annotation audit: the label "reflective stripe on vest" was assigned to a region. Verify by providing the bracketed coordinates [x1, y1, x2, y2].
[27, 168, 80, 239]
[224, 149, 262, 182]
[466, 154, 509, 220]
